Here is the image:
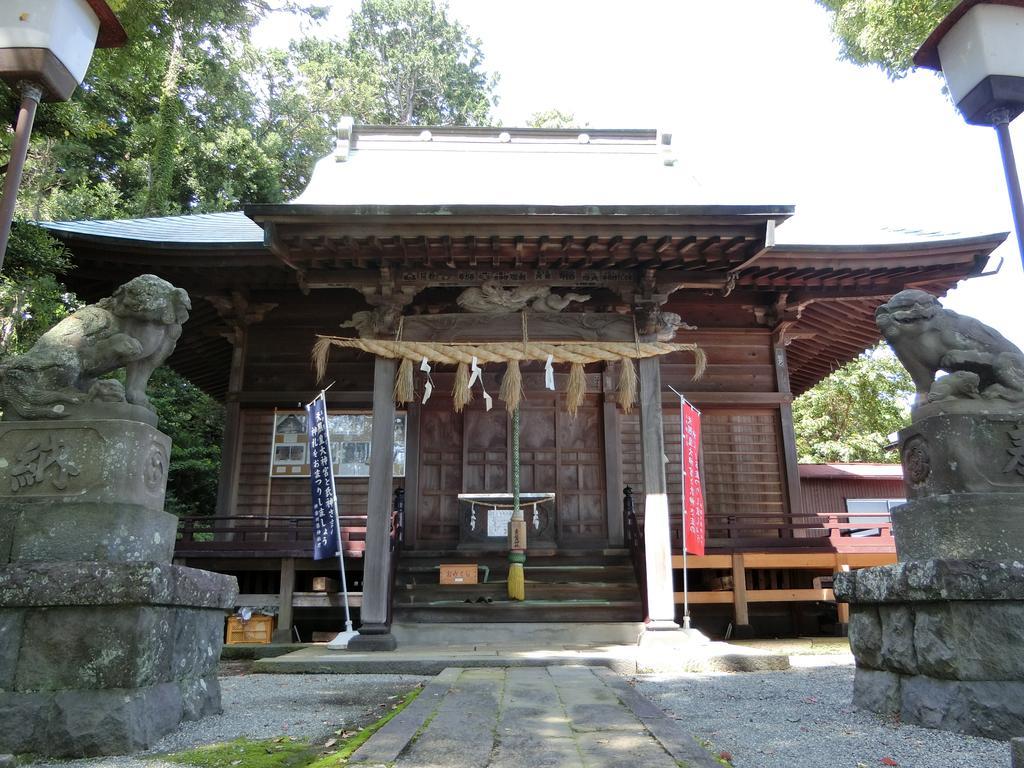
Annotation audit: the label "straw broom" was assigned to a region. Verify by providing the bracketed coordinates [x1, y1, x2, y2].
[507, 405, 526, 600]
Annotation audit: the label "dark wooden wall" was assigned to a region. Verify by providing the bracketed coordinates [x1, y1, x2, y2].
[801, 478, 906, 514]
[230, 308, 795, 552]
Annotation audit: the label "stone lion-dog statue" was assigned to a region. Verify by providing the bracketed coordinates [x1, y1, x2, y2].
[0, 274, 191, 424]
[875, 289, 1024, 406]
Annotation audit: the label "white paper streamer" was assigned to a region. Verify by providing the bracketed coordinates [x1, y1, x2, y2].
[544, 354, 555, 390]
[469, 356, 493, 410]
[420, 357, 434, 404]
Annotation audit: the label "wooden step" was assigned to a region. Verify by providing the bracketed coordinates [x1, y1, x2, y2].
[396, 564, 637, 586]
[393, 600, 643, 624]
[394, 581, 641, 604]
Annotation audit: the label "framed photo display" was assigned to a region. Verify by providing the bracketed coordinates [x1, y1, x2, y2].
[270, 411, 406, 478]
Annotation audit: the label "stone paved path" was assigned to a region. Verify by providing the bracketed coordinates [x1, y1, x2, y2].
[349, 666, 720, 768]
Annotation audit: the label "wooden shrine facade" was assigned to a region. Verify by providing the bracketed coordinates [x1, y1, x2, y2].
[38, 124, 1007, 641]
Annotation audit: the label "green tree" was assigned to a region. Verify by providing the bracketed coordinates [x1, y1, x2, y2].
[0, 225, 76, 356]
[1, 0, 501, 517]
[816, 0, 957, 78]
[527, 109, 579, 129]
[342, 0, 498, 125]
[148, 368, 225, 517]
[793, 344, 913, 463]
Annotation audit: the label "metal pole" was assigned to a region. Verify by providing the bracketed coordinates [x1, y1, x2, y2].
[668, 385, 691, 630]
[992, 109, 1024, 269]
[0, 82, 44, 273]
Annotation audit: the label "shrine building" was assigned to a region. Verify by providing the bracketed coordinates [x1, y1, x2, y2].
[38, 123, 1006, 647]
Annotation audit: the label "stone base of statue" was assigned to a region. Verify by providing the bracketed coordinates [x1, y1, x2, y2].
[836, 406, 1024, 740]
[0, 420, 238, 757]
[835, 559, 1024, 739]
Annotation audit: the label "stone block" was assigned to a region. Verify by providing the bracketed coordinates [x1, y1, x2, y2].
[51, 683, 184, 756]
[0, 562, 238, 611]
[914, 602, 1024, 680]
[852, 668, 901, 715]
[0, 611, 22, 690]
[180, 675, 221, 720]
[0, 680, 215, 757]
[0, 515, 11, 565]
[170, 609, 224, 681]
[15, 606, 173, 691]
[900, 676, 1024, 740]
[1012, 737, 1024, 767]
[893, 495, 1024, 561]
[898, 411, 1024, 500]
[878, 605, 917, 674]
[6, 503, 177, 563]
[847, 606, 882, 669]
[0, 690, 57, 754]
[0, 420, 171, 513]
[835, 560, 1024, 604]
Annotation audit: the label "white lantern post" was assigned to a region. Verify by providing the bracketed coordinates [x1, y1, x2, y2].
[0, 0, 126, 270]
[915, 0, 1024, 267]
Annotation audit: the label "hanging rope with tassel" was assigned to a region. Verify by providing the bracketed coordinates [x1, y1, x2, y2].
[312, 336, 705, 413]
[507, 405, 526, 600]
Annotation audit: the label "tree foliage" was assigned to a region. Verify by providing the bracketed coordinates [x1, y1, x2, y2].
[0, 0, 501, 517]
[527, 109, 579, 129]
[793, 345, 913, 463]
[343, 0, 498, 125]
[816, 0, 957, 79]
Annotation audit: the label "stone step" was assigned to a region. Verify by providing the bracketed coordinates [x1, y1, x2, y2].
[389, 620, 644, 646]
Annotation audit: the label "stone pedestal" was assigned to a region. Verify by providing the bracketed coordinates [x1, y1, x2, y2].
[0, 420, 238, 757]
[835, 560, 1024, 739]
[836, 409, 1024, 740]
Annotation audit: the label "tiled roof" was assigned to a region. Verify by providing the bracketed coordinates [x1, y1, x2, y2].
[38, 211, 264, 245]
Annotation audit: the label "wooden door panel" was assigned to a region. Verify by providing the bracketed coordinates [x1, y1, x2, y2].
[416, 404, 463, 544]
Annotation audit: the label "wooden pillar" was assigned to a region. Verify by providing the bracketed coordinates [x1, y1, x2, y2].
[731, 552, 750, 629]
[603, 364, 624, 547]
[272, 557, 296, 643]
[835, 555, 851, 631]
[772, 333, 804, 521]
[216, 326, 247, 518]
[639, 356, 678, 629]
[349, 356, 398, 651]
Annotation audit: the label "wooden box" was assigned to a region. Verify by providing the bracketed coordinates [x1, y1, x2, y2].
[440, 564, 477, 585]
[225, 614, 276, 644]
[312, 576, 339, 593]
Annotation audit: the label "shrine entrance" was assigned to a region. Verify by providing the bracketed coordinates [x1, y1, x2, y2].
[413, 383, 607, 550]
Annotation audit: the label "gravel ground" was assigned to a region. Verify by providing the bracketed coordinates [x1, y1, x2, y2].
[21, 667, 430, 768]
[635, 662, 1010, 768]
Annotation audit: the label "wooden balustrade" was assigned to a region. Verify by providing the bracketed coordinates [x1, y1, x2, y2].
[175, 514, 368, 558]
[696, 511, 895, 553]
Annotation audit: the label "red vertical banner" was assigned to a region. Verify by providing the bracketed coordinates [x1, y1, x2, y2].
[682, 401, 706, 556]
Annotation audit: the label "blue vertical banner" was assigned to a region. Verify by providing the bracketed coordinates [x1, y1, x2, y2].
[307, 393, 340, 561]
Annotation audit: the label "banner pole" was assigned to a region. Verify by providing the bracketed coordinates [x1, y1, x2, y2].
[668, 385, 691, 630]
[322, 391, 356, 649]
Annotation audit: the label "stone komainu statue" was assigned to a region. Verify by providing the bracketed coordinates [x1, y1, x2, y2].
[875, 288, 1024, 405]
[0, 274, 191, 421]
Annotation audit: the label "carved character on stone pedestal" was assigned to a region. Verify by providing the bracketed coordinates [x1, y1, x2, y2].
[0, 274, 190, 424]
[875, 289, 1024, 406]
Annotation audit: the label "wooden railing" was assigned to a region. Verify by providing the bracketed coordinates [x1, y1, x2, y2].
[622, 486, 648, 622]
[175, 514, 367, 559]
[699, 511, 895, 554]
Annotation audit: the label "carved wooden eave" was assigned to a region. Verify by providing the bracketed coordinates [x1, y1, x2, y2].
[244, 204, 790, 294]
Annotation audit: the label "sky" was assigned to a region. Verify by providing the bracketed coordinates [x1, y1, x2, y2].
[254, 0, 1024, 348]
